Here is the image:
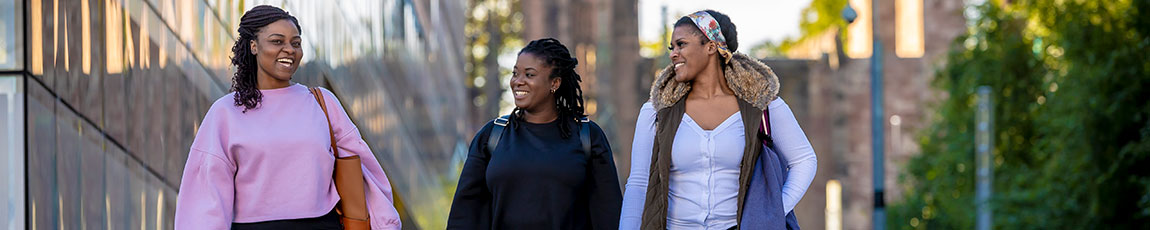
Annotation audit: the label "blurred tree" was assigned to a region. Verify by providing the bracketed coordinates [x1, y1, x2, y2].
[888, 0, 1150, 229]
[465, 0, 523, 125]
[751, 0, 847, 58]
[454, 0, 523, 218]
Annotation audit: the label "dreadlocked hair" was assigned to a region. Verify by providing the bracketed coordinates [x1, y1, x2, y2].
[230, 5, 300, 112]
[513, 38, 586, 139]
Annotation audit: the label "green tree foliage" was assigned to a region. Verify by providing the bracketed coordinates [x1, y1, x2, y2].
[889, 0, 1150, 229]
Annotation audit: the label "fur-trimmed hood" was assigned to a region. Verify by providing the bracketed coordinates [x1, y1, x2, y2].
[648, 53, 780, 111]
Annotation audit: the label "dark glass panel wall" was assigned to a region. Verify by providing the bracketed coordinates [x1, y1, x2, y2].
[11, 0, 469, 229]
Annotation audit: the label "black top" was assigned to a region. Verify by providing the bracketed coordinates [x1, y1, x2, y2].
[448, 116, 622, 230]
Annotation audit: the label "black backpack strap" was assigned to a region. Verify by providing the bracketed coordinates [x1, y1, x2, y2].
[578, 116, 592, 157]
[486, 115, 511, 154]
[488, 115, 592, 157]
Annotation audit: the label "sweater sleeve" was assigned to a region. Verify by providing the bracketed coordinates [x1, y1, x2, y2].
[175, 106, 236, 230]
[319, 88, 402, 230]
[586, 122, 623, 230]
[619, 102, 658, 230]
[768, 98, 818, 214]
[446, 123, 495, 230]
[174, 148, 236, 230]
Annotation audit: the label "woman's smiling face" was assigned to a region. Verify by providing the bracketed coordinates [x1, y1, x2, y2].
[511, 53, 561, 113]
[251, 19, 303, 83]
[668, 25, 714, 82]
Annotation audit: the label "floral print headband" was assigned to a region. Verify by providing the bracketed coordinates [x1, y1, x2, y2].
[687, 11, 733, 63]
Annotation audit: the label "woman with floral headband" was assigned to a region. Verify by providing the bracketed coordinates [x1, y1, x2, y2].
[619, 10, 817, 230]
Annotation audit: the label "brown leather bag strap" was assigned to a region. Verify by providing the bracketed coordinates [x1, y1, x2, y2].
[310, 87, 339, 158]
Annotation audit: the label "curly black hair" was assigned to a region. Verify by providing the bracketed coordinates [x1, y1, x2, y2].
[514, 38, 587, 139]
[673, 9, 739, 61]
[230, 5, 300, 112]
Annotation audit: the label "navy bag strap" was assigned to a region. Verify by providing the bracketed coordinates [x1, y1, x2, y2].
[741, 108, 801, 230]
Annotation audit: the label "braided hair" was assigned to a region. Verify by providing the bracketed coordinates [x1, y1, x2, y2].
[514, 38, 587, 139]
[673, 9, 739, 63]
[230, 5, 301, 112]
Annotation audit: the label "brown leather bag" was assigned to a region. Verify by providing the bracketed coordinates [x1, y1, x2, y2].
[311, 87, 371, 230]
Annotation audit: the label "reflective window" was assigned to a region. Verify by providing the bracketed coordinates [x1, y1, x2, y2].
[0, 0, 22, 70]
[105, 146, 132, 230]
[55, 95, 83, 228]
[27, 79, 55, 229]
[0, 76, 25, 229]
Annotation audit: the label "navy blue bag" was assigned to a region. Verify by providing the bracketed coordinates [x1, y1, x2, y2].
[739, 109, 800, 230]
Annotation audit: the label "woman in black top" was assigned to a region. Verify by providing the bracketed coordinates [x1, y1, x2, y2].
[448, 38, 622, 229]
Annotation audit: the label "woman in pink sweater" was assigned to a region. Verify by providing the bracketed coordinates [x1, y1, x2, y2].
[174, 5, 401, 230]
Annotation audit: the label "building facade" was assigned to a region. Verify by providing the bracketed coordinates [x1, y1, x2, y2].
[0, 0, 469, 229]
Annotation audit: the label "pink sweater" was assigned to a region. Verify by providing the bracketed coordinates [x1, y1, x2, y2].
[175, 83, 401, 229]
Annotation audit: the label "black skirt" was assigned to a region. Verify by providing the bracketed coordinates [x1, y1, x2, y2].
[231, 209, 343, 230]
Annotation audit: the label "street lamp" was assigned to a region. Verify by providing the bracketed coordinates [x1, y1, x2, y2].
[843, 2, 885, 230]
[843, 4, 858, 24]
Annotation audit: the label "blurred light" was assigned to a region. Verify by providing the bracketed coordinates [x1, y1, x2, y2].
[585, 48, 596, 73]
[965, 0, 987, 24]
[140, 12, 150, 69]
[1046, 45, 1063, 58]
[0, 47, 4, 68]
[82, 0, 91, 74]
[891, 114, 902, 155]
[157, 190, 164, 230]
[471, 45, 487, 59]
[139, 194, 144, 229]
[586, 99, 597, 116]
[895, 0, 924, 58]
[180, 0, 193, 44]
[105, 196, 111, 230]
[922, 205, 934, 219]
[56, 196, 62, 229]
[52, 0, 59, 71]
[58, 0, 68, 72]
[30, 202, 35, 230]
[826, 179, 842, 230]
[159, 24, 167, 68]
[31, 0, 43, 75]
[964, 36, 978, 50]
[123, 5, 135, 69]
[846, 0, 872, 58]
[473, 95, 485, 107]
[474, 75, 486, 88]
[105, 0, 124, 74]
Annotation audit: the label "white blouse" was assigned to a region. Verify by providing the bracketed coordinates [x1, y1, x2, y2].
[619, 97, 817, 230]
